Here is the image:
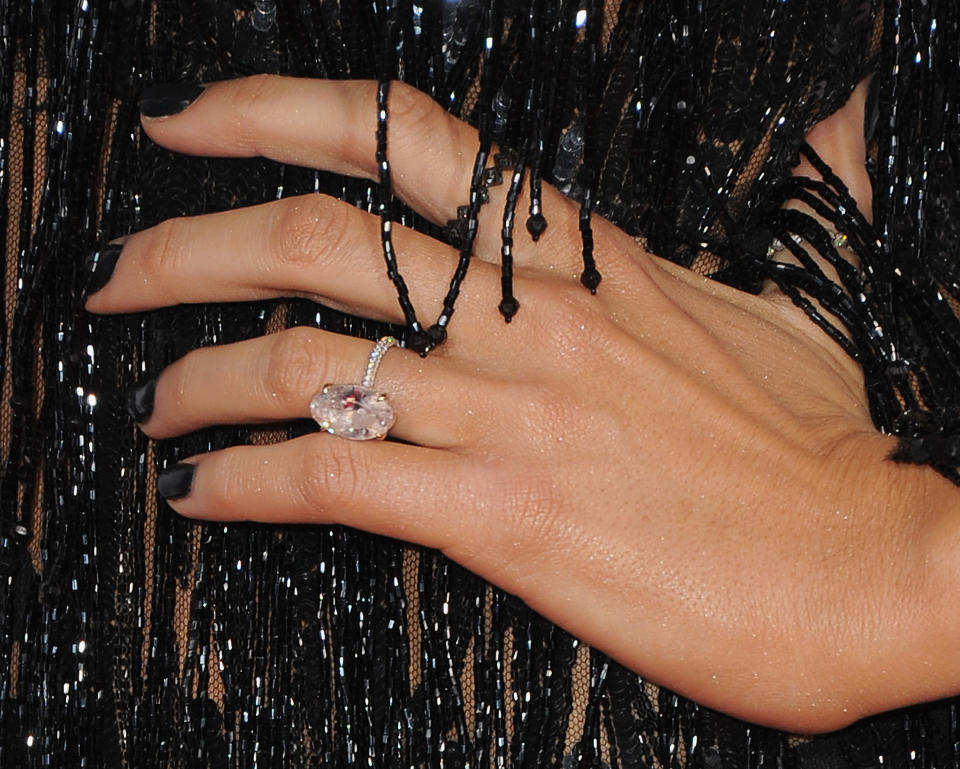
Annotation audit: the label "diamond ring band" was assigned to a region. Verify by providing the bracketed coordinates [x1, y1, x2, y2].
[309, 336, 398, 440]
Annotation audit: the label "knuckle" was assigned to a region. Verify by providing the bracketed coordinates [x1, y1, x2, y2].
[231, 74, 283, 149]
[295, 439, 334, 511]
[530, 283, 637, 372]
[386, 80, 437, 132]
[165, 349, 203, 422]
[296, 438, 363, 512]
[204, 448, 272, 519]
[205, 458, 244, 515]
[354, 80, 383, 136]
[387, 81, 466, 200]
[534, 284, 606, 344]
[271, 194, 350, 268]
[518, 380, 578, 443]
[142, 217, 190, 284]
[262, 327, 326, 403]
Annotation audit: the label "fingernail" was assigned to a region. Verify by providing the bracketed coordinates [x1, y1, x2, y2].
[126, 379, 156, 423]
[158, 463, 195, 500]
[84, 244, 122, 298]
[139, 83, 205, 118]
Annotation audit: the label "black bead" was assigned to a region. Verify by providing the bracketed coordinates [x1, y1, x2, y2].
[498, 296, 519, 322]
[526, 213, 547, 240]
[580, 267, 602, 293]
[426, 324, 447, 348]
[407, 330, 432, 357]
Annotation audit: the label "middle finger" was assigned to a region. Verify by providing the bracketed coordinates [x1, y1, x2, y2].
[85, 192, 515, 346]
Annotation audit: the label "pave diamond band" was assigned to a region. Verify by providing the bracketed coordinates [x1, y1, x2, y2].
[359, 336, 397, 388]
[310, 336, 398, 440]
[766, 230, 848, 258]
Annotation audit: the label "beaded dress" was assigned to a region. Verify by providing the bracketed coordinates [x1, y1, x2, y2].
[1, 1, 959, 767]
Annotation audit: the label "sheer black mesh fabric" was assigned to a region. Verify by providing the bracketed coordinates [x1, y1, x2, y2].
[1, 1, 959, 768]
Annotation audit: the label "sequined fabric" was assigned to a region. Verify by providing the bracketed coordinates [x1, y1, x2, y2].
[1, 1, 959, 767]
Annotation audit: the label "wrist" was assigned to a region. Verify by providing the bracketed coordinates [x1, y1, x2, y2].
[834, 452, 960, 723]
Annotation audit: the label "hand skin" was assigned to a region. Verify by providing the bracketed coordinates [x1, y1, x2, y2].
[85, 75, 960, 733]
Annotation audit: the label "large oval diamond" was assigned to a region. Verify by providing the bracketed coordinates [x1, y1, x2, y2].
[310, 384, 395, 440]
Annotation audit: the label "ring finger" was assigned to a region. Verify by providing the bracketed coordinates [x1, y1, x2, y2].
[134, 326, 485, 449]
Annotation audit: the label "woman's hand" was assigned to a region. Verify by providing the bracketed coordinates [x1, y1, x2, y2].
[86, 76, 959, 732]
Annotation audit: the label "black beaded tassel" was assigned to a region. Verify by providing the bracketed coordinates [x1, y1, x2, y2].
[575, 0, 602, 293]
[375, 79, 429, 354]
[524, 0, 549, 243]
[375, 1, 505, 354]
[499, 157, 525, 322]
[424, 2, 505, 347]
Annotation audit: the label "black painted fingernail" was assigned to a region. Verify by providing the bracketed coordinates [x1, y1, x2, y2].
[84, 244, 122, 298]
[158, 463, 195, 500]
[140, 83, 205, 118]
[126, 379, 156, 423]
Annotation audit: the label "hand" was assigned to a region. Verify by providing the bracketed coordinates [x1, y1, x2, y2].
[86, 76, 959, 732]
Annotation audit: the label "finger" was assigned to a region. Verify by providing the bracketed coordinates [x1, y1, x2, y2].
[84, 193, 507, 333]
[135, 326, 482, 448]
[139, 76, 583, 269]
[157, 435, 480, 552]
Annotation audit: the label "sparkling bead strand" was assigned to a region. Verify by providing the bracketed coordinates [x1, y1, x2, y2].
[375, 80, 424, 343]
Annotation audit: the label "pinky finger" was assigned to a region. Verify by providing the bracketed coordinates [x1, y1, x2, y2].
[157, 435, 477, 551]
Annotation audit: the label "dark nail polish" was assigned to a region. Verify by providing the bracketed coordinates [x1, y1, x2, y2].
[139, 83, 205, 118]
[126, 379, 156, 423]
[158, 463, 195, 501]
[84, 244, 122, 297]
